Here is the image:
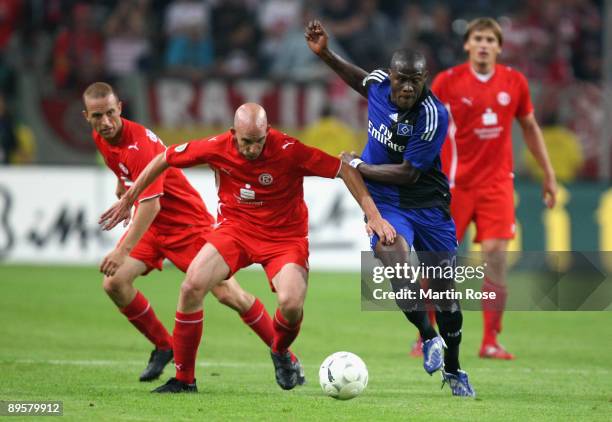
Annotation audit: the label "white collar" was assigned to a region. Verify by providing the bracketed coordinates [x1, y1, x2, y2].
[471, 65, 495, 82]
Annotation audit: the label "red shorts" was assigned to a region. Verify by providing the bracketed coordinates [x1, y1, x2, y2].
[205, 223, 309, 291]
[451, 178, 515, 243]
[122, 224, 209, 274]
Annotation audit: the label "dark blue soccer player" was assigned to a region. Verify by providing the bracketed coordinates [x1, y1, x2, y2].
[306, 20, 475, 397]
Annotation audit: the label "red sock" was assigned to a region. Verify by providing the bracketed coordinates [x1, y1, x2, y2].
[481, 277, 508, 345]
[173, 310, 204, 384]
[120, 291, 172, 350]
[240, 298, 275, 347]
[271, 309, 302, 354]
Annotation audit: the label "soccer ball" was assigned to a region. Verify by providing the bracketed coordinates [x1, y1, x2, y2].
[319, 351, 368, 400]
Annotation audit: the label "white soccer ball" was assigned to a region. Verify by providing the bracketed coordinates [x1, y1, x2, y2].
[319, 351, 368, 400]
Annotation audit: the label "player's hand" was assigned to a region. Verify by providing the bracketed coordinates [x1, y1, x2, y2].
[99, 197, 132, 231]
[340, 151, 360, 166]
[366, 217, 396, 245]
[542, 173, 557, 208]
[100, 247, 127, 277]
[305, 20, 329, 55]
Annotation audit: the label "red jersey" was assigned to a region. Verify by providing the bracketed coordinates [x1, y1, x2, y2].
[94, 118, 213, 229]
[164, 128, 342, 238]
[432, 63, 534, 188]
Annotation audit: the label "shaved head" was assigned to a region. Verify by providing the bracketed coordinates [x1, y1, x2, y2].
[232, 103, 270, 160]
[234, 103, 268, 135]
[388, 49, 428, 110]
[390, 49, 427, 75]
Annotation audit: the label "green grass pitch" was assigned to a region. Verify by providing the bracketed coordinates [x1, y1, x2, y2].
[1, 265, 611, 421]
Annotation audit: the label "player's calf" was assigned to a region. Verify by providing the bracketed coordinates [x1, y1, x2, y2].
[212, 278, 255, 313]
[102, 275, 135, 308]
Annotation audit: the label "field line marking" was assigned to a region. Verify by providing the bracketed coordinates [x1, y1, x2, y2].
[2, 359, 611, 375]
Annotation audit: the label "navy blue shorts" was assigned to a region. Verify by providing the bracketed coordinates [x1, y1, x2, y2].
[371, 202, 457, 254]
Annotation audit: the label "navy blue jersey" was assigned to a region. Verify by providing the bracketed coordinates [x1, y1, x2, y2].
[361, 69, 451, 210]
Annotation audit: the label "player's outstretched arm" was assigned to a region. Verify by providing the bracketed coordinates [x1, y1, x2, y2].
[517, 113, 557, 208]
[99, 152, 169, 230]
[305, 19, 368, 98]
[342, 152, 421, 185]
[337, 161, 396, 245]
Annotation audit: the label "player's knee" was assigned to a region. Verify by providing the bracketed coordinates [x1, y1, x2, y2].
[180, 278, 206, 302]
[277, 292, 303, 318]
[102, 275, 127, 297]
[481, 240, 506, 254]
[213, 284, 237, 308]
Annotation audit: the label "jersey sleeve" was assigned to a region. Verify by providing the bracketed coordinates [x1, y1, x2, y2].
[516, 71, 534, 118]
[125, 131, 166, 203]
[362, 69, 389, 95]
[165, 138, 214, 168]
[403, 101, 449, 171]
[292, 140, 341, 178]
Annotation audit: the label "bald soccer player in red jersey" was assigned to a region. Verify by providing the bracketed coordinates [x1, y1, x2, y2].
[429, 18, 557, 359]
[84, 83, 297, 382]
[100, 102, 396, 393]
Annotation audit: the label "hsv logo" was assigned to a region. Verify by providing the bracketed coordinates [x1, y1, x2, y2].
[396, 123, 413, 136]
[127, 143, 139, 151]
[282, 141, 295, 150]
[118, 163, 129, 175]
[258, 173, 273, 186]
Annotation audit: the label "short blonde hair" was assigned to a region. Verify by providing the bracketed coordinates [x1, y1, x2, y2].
[82, 82, 117, 103]
[464, 17, 503, 46]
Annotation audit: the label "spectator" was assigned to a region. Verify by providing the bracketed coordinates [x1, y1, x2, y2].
[104, 0, 152, 78]
[210, 0, 261, 77]
[52, 3, 105, 89]
[320, 0, 366, 63]
[0, 0, 22, 51]
[164, 0, 214, 79]
[268, 6, 349, 81]
[415, 4, 462, 76]
[258, 0, 301, 73]
[570, 0, 602, 82]
[0, 93, 17, 164]
[347, 0, 395, 71]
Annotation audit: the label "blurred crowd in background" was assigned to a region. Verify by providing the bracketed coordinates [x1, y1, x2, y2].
[0, 0, 607, 181]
